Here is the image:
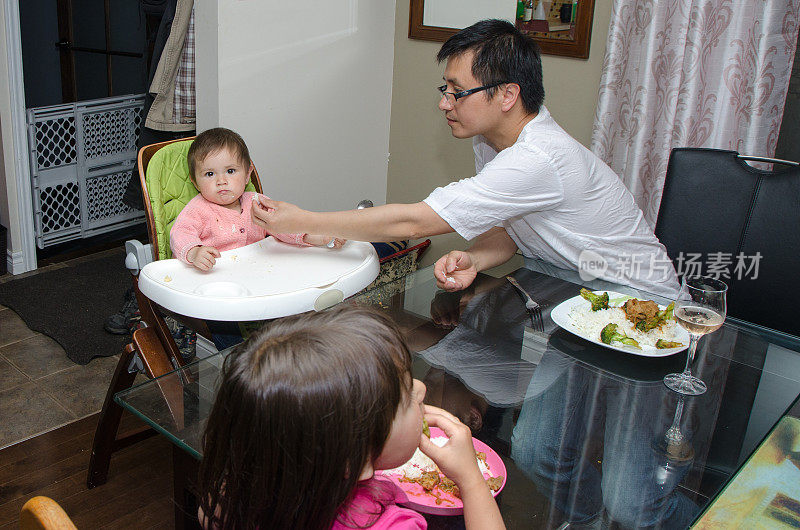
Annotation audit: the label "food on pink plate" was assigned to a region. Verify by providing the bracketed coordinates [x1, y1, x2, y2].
[383, 436, 504, 504]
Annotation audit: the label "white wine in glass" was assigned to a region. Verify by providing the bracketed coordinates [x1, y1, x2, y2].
[674, 306, 724, 335]
[663, 276, 727, 396]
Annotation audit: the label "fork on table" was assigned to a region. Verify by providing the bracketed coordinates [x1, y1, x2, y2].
[506, 276, 545, 333]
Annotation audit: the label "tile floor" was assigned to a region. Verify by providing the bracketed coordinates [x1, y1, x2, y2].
[0, 298, 123, 450]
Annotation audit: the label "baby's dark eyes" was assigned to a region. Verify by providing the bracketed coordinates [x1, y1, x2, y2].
[204, 171, 214, 178]
[227, 168, 236, 174]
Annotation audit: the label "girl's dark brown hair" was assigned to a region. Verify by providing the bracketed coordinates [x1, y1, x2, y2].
[187, 127, 252, 182]
[198, 305, 413, 530]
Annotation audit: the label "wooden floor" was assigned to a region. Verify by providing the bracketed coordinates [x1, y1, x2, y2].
[0, 412, 174, 529]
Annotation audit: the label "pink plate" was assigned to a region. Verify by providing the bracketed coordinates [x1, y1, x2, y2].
[377, 427, 507, 516]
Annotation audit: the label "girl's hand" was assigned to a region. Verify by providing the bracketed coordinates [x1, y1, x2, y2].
[418, 405, 485, 489]
[187, 246, 221, 271]
[434, 251, 478, 291]
[303, 234, 346, 248]
[421, 405, 507, 530]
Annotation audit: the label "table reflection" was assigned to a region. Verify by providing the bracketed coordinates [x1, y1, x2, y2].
[411, 268, 703, 526]
[511, 350, 697, 527]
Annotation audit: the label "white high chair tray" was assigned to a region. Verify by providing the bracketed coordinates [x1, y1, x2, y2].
[138, 238, 380, 321]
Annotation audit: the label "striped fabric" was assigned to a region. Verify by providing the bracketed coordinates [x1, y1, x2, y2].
[173, 8, 195, 125]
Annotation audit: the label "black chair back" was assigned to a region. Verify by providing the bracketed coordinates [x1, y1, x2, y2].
[655, 148, 800, 336]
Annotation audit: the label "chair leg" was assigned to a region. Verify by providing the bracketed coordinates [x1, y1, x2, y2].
[87, 327, 181, 488]
[173, 445, 203, 530]
[133, 326, 178, 377]
[132, 276, 187, 370]
[133, 327, 187, 430]
[86, 343, 140, 488]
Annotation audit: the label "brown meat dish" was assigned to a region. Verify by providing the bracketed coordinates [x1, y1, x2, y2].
[486, 476, 504, 492]
[622, 298, 659, 324]
[439, 476, 461, 498]
[397, 449, 504, 501]
[416, 471, 440, 491]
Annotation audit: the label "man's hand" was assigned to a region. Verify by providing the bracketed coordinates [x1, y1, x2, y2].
[187, 246, 221, 271]
[303, 234, 346, 248]
[434, 227, 519, 291]
[434, 250, 478, 291]
[251, 196, 308, 234]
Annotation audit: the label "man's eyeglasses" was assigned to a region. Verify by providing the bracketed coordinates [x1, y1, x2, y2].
[437, 82, 506, 103]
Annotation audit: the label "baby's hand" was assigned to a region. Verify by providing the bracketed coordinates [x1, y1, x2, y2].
[187, 245, 221, 271]
[419, 405, 486, 490]
[303, 234, 346, 249]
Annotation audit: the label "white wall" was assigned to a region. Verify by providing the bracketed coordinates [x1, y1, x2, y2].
[0, 1, 13, 253]
[195, 0, 397, 212]
[0, 1, 29, 273]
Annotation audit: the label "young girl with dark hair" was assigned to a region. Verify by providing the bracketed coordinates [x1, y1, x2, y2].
[198, 305, 505, 530]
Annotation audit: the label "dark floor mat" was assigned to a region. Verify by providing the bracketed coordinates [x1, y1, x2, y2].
[0, 248, 131, 365]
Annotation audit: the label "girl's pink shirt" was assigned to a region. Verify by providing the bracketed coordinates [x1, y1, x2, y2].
[332, 478, 426, 530]
[170, 191, 308, 264]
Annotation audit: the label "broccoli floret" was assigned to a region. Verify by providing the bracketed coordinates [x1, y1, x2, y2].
[422, 418, 431, 438]
[656, 339, 684, 349]
[635, 318, 659, 332]
[635, 302, 676, 332]
[600, 323, 641, 349]
[580, 288, 609, 311]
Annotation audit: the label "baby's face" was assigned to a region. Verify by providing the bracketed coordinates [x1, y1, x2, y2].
[193, 147, 251, 211]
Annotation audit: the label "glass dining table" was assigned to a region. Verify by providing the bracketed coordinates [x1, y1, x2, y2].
[115, 257, 800, 529]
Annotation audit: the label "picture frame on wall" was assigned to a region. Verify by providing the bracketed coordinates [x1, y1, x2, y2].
[409, 0, 596, 59]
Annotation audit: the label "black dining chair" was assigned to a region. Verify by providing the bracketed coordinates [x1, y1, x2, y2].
[654, 148, 800, 337]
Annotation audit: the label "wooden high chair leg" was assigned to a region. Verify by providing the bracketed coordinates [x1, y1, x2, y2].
[87, 343, 148, 488]
[132, 276, 187, 370]
[87, 327, 178, 488]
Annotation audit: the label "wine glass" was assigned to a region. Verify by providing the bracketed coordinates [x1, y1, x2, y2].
[651, 395, 695, 485]
[663, 276, 727, 396]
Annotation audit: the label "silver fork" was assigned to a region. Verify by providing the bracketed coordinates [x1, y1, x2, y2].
[506, 276, 544, 332]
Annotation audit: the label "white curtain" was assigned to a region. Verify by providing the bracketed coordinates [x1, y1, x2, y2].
[591, 0, 800, 226]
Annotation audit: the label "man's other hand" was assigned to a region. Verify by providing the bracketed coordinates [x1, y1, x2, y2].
[434, 250, 478, 291]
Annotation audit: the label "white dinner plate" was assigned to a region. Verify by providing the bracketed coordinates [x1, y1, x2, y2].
[549, 291, 690, 357]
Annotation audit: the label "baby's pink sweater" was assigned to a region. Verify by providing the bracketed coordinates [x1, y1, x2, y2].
[170, 191, 308, 264]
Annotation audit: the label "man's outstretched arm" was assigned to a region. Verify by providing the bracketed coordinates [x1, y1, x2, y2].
[251, 197, 453, 242]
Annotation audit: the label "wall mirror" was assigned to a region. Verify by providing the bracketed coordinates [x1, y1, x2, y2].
[409, 0, 596, 59]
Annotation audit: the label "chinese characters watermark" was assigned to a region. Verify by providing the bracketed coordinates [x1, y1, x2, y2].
[578, 251, 762, 282]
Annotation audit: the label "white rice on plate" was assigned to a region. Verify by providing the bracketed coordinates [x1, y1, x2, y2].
[568, 300, 679, 349]
[382, 436, 490, 479]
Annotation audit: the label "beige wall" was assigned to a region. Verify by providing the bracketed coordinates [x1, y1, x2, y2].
[387, 1, 613, 266]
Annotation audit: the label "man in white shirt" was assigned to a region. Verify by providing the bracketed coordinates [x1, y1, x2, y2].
[252, 19, 678, 297]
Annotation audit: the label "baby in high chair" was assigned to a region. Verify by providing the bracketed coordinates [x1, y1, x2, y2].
[170, 127, 344, 271]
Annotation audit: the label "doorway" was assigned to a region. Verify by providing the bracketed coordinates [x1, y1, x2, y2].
[21, 0, 151, 108]
[19, 0, 156, 264]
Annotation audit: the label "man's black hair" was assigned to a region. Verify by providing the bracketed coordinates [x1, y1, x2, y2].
[437, 19, 544, 114]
